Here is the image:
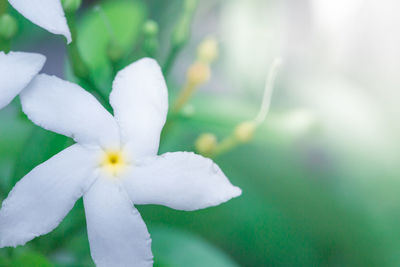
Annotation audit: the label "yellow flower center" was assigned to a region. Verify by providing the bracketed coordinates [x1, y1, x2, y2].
[100, 150, 127, 177]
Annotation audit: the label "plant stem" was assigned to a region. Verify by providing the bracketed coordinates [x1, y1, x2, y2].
[172, 81, 196, 112]
[163, 45, 180, 76]
[211, 136, 239, 158]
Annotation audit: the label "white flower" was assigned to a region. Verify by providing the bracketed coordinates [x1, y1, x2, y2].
[8, 0, 71, 43]
[0, 58, 242, 266]
[0, 51, 46, 109]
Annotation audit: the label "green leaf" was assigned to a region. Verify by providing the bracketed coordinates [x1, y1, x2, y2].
[11, 126, 70, 187]
[0, 104, 31, 194]
[76, 0, 147, 92]
[11, 251, 52, 267]
[150, 225, 239, 267]
[0, 256, 9, 267]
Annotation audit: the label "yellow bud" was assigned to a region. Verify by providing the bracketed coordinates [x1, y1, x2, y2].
[187, 62, 211, 86]
[197, 37, 218, 63]
[195, 133, 217, 156]
[234, 121, 256, 142]
[61, 0, 82, 13]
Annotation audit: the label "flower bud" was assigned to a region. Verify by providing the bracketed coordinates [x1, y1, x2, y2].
[195, 133, 217, 156]
[0, 14, 18, 40]
[142, 20, 159, 57]
[186, 62, 210, 86]
[197, 37, 218, 64]
[61, 0, 82, 13]
[234, 121, 256, 142]
[143, 20, 158, 37]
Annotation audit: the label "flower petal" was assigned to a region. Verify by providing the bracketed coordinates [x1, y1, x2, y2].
[20, 74, 120, 148]
[0, 144, 98, 248]
[122, 152, 242, 211]
[0, 51, 45, 109]
[84, 177, 153, 267]
[8, 0, 71, 43]
[110, 58, 168, 158]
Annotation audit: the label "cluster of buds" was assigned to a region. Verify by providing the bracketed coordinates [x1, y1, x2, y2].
[195, 58, 282, 158]
[173, 36, 219, 112]
[188, 36, 218, 86]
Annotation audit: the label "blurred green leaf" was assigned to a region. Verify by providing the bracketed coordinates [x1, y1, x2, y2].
[0, 104, 31, 194]
[76, 0, 147, 92]
[150, 225, 239, 267]
[0, 256, 9, 267]
[11, 251, 52, 267]
[11, 126, 70, 187]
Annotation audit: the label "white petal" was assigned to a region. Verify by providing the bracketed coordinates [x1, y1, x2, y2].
[8, 0, 71, 43]
[122, 152, 242, 211]
[110, 58, 168, 158]
[0, 144, 98, 248]
[84, 177, 153, 267]
[0, 51, 45, 109]
[20, 74, 120, 148]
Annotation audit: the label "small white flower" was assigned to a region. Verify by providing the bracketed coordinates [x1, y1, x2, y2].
[0, 58, 241, 267]
[8, 0, 71, 43]
[0, 51, 46, 109]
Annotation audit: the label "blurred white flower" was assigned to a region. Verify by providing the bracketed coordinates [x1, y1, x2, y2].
[308, 0, 364, 69]
[284, 0, 399, 163]
[0, 51, 45, 109]
[220, 0, 284, 88]
[0, 58, 241, 267]
[272, 109, 317, 137]
[295, 76, 389, 153]
[8, 0, 71, 43]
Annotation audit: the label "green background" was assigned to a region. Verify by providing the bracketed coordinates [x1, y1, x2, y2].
[1, 0, 399, 266]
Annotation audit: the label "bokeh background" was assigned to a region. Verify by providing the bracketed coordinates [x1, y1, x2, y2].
[1, 0, 400, 266]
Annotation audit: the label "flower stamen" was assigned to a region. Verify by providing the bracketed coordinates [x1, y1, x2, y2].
[100, 150, 127, 177]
